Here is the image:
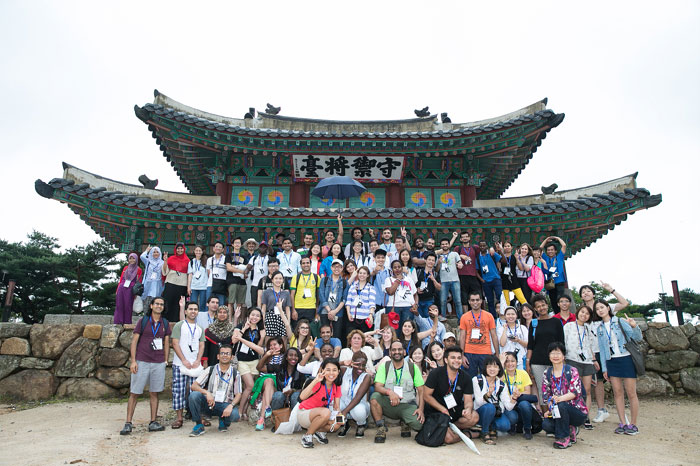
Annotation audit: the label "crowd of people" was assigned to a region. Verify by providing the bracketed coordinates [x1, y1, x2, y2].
[116, 220, 643, 449]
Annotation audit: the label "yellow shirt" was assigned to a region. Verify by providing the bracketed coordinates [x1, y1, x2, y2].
[501, 369, 532, 396]
[291, 273, 319, 309]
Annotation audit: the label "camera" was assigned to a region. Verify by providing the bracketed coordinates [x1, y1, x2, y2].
[335, 414, 345, 424]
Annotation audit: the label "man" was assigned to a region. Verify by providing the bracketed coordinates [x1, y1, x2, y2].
[387, 235, 408, 264]
[171, 300, 206, 429]
[476, 241, 502, 319]
[410, 236, 427, 268]
[196, 296, 219, 332]
[437, 238, 463, 321]
[225, 237, 248, 318]
[455, 231, 482, 318]
[188, 344, 242, 436]
[290, 256, 320, 331]
[322, 213, 344, 258]
[246, 241, 271, 307]
[540, 236, 568, 313]
[415, 252, 441, 318]
[459, 291, 499, 378]
[423, 346, 479, 444]
[256, 257, 287, 305]
[313, 324, 342, 359]
[277, 238, 302, 287]
[378, 228, 396, 255]
[370, 341, 425, 443]
[207, 241, 228, 306]
[367, 239, 381, 271]
[274, 233, 286, 254]
[318, 259, 347, 338]
[120, 297, 171, 435]
[414, 305, 446, 348]
[371, 249, 391, 330]
[344, 227, 369, 257]
[242, 238, 258, 260]
[553, 293, 576, 325]
[297, 233, 315, 257]
[425, 237, 436, 253]
[443, 332, 457, 348]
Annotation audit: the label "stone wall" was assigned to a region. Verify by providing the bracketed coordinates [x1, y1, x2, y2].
[1, 319, 699, 401]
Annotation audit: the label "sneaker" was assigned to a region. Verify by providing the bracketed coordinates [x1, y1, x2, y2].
[593, 409, 610, 423]
[189, 424, 205, 437]
[374, 426, 387, 443]
[265, 407, 272, 419]
[553, 437, 571, 449]
[546, 432, 555, 438]
[523, 428, 533, 440]
[301, 434, 314, 448]
[624, 424, 639, 436]
[218, 419, 228, 432]
[119, 422, 133, 436]
[148, 421, 165, 432]
[584, 418, 593, 430]
[570, 426, 578, 444]
[356, 425, 366, 438]
[256, 419, 265, 431]
[400, 423, 412, 438]
[614, 423, 627, 434]
[337, 422, 351, 438]
[313, 431, 329, 444]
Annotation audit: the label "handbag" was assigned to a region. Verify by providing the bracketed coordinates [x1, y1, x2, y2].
[544, 279, 556, 291]
[272, 407, 291, 431]
[620, 322, 645, 376]
[131, 282, 145, 296]
[415, 412, 450, 447]
[527, 264, 544, 293]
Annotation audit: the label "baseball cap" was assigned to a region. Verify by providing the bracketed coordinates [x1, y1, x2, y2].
[331, 259, 344, 267]
[387, 311, 400, 330]
[443, 331, 456, 341]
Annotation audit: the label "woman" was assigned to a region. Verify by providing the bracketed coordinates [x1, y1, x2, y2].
[318, 260, 348, 339]
[232, 307, 266, 421]
[409, 346, 430, 382]
[339, 330, 380, 375]
[594, 299, 642, 436]
[187, 245, 208, 312]
[299, 341, 335, 378]
[541, 342, 588, 449]
[398, 249, 418, 285]
[501, 351, 536, 439]
[114, 253, 142, 324]
[497, 241, 527, 305]
[255, 345, 304, 431]
[348, 240, 371, 269]
[308, 243, 323, 275]
[384, 260, 418, 326]
[261, 271, 292, 342]
[425, 341, 445, 372]
[289, 320, 313, 358]
[337, 351, 373, 438]
[472, 355, 514, 445]
[514, 243, 535, 303]
[398, 320, 431, 357]
[139, 245, 164, 303]
[563, 305, 597, 429]
[497, 306, 528, 369]
[376, 325, 398, 362]
[202, 305, 235, 368]
[342, 259, 358, 285]
[526, 294, 565, 410]
[322, 229, 340, 259]
[297, 359, 344, 448]
[580, 282, 629, 424]
[519, 303, 535, 330]
[252, 338, 285, 430]
[345, 266, 376, 334]
[319, 243, 344, 278]
[162, 242, 190, 322]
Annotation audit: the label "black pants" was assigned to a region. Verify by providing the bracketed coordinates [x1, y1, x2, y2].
[518, 277, 533, 304]
[321, 312, 345, 343]
[459, 275, 483, 306]
[293, 308, 319, 338]
[548, 282, 566, 313]
[162, 283, 187, 322]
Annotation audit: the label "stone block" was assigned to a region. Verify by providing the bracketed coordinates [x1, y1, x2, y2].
[118, 329, 134, 349]
[95, 366, 131, 388]
[83, 324, 103, 340]
[43, 314, 71, 324]
[98, 347, 129, 367]
[56, 377, 120, 399]
[689, 333, 700, 354]
[645, 326, 690, 351]
[123, 324, 136, 330]
[645, 350, 699, 373]
[69, 314, 114, 325]
[30, 324, 84, 359]
[648, 322, 670, 329]
[100, 324, 122, 348]
[669, 373, 680, 383]
[1, 337, 30, 356]
[680, 367, 700, 394]
[680, 322, 697, 338]
[55, 337, 99, 377]
[0, 323, 31, 338]
[19, 357, 54, 370]
[0, 370, 57, 401]
[636, 372, 673, 396]
[0, 355, 21, 380]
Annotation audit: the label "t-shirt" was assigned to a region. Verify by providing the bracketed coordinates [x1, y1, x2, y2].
[315, 337, 341, 349]
[257, 275, 288, 295]
[459, 310, 496, 355]
[437, 251, 461, 283]
[248, 254, 270, 287]
[171, 320, 205, 367]
[299, 380, 342, 410]
[416, 268, 440, 303]
[374, 361, 425, 388]
[383, 276, 417, 308]
[207, 255, 228, 294]
[195, 311, 215, 331]
[501, 369, 532, 396]
[543, 251, 566, 284]
[187, 259, 208, 290]
[527, 317, 565, 365]
[424, 366, 472, 416]
[261, 288, 291, 314]
[134, 316, 172, 363]
[290, 273, 319, 309]
[235, 324, 263, 362]
[477, 252, 501, 282]
[455, 245, 479, 277]
[225, 251, 247, 286]
[277, 251, 302, 278]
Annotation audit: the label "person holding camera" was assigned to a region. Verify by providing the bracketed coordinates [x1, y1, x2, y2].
[337, 351, 373, 438]
[472, 355, 515, 445]
[297, 359, 344, 448]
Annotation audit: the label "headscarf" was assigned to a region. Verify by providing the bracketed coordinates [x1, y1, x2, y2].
[144, 246, 164, 280]
[207, 316, 235, 341]
[167, 242, 189, 273]
[124, 253, 140, 282]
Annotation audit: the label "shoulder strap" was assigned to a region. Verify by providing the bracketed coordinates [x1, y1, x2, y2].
[384, 360, 391, 377]
[408, 361, 416, 380]
[476, 373, 484, 390]
[204, 365, 216, 390]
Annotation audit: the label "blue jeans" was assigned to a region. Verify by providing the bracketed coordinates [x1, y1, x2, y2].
[189, 391, 240, 425]
[482, 279, 502, 319]
[190, 289, 207, 313]
[417, 299, 433, 318]
[542, 402, 586, 439]
[270, 390, 301, 410]
[393, 306, 414, 327]
[505, 400, 534, 430]
[439, 281, 463, 319]
[464, 352, 487, 379]
[211, 292, 227, 306]
[476, 403, 511, 435]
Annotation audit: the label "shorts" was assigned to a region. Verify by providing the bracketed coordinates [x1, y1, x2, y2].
[228, 283, 247, 305]
[297, 408, 314, 429]
[237, 359, 260, 376]
[130, 360, 166, 394]
[565, 359, 596, 377]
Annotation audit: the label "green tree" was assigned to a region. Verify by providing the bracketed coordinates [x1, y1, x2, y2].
[628, 289, 700, 321]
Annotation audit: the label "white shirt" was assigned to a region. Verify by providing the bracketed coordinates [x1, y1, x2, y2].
[207, 255, 227, 281]
[249, 254, 269, 286]
[277, 250, 302, 278]
[383, 276, 417, 308]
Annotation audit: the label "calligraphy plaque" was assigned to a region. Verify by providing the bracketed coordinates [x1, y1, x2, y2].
[292, 154, 405, 182]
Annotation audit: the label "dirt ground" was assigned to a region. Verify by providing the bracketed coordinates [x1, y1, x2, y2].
[0, 397, 698, 466]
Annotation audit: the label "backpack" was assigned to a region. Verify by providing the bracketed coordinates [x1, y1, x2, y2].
[139, 315, 169, 335]
[293, 273, 319, 298]
[527, 264, 544, 293]
[415, 412, 450, 447]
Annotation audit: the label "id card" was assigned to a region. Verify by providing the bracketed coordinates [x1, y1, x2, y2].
[149, 272, 158, 280]
[194, 272, 202, 280]
[471, 329, 481, 339]
[444, 393, 457, 410]
[503, 266, 511, 275]
[444, 267, 450, 273]
[287, 268, 292, 274]
[551, 404, 561, 419]
[215, 388, 227, 403]
[393, 386, 404, 397]
[419, 282, 428, 291]
[329, 292, 337, 304]
[124, 279, 131, 287]
[482, 265, 489, 274]
[152, 338, 163, 350]
[240, 344, 250, 354]
[274, 305, 281, 316]
[464, 257, 471, 265]
[303, 288, 312, 298]
[549, 266, 557, 273]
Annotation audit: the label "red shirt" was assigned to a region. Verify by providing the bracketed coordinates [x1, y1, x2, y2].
[553, 312, 576, 326]
[299, 381, 341, 410]
[454, 245, 479, 276]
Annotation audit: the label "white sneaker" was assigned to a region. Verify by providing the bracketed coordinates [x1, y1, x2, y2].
[593, 409, 610, 423]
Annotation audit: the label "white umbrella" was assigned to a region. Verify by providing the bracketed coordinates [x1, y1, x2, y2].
[449, 423, 481, 455]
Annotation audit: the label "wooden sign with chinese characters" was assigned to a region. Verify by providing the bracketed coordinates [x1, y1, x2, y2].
[292, 154, 405, 183]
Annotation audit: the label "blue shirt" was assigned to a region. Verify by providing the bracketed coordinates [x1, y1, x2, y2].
[414, 315, 446, 349]
[277, 251, 302, 278]
[315, 337, 342, 349]
[477, 252, 501, 282]
[543, 251, 566, 284]
[373, 269, 392, 306]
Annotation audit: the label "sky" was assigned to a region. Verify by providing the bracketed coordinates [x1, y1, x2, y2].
[1, 1, 698, 307]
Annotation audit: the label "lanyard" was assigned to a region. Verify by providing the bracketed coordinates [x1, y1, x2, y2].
[324, 383, 333, 409]
[604, 321, 614, 346]
[394, 365, 404, 385]
[461, 246, 470, 256]
[207, 313, 213, 326]
[551, 372, 564, 399]
[576, 323, 586, 350]
[350, 374, 361, 399]
[150, 317, 161, 337]
[507, 324, 518, 339]
[505, 372, 517, 395]
[274, 290, 282, 303]
[471, 311, 482, 330]
[423, 270, 431, 286]
[214, 255, 224, 269]
[256, 255, 268, 273]
[219, 367, 232, 385]
[352, 255, 364, 266]
[284, 371, 292, 388]
[283, 252, 292, 268]
[301, 273, 313, 289]
[192, 259, 201, 272]
[185, 321, 197, 342]
[248, 329, 258, 343]
[448, 372, 459, 394]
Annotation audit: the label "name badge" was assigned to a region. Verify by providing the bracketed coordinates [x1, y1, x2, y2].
[149, 272, 158, 280]
[152, 337, 163, 350]
[259, 268, 264, 275]
[393, 386, 404, 398]
[551, 404, 561, 419]
[329, 292, 337, 303]
[470, 329, 481, 339]
[503, 267, 511, 275]
[240, 344, 250, 354]
[124, 279, 132, 287]
[274, 305, 281, 315]
[444, 267, 450, 273]
[464, 257, 471, 265]
[215, 388, 227, 403]
[482, 265, 489, 274]
[194, 272, 202, 280]
[303, 288, 312, 298]
[419, 282, 428, 291]
[444, 393, 457, 409]
[287, 268, 292, 274]
[549, 267, 557, 273]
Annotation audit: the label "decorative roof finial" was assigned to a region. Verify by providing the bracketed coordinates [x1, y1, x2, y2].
[266, 103, 281, 115]
[414, 106, 430, 118]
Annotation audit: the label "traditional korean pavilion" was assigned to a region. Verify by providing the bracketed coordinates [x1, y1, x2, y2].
[35, 90, 661, 253]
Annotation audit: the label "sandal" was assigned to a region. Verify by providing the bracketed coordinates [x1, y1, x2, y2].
[483, 434, 496, 445]
[202, 419, 211, 427]
[171, 419, 183, 429]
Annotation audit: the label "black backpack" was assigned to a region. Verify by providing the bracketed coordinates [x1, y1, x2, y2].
[415, 412, 450, 447]
[139, 315, 169, 334]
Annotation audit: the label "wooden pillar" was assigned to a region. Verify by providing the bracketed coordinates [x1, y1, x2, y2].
[216, 181, 231, 204]
[386, 185, 404, 208]
[462, 185, 476, 207]
[290, 183, 308, 207]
